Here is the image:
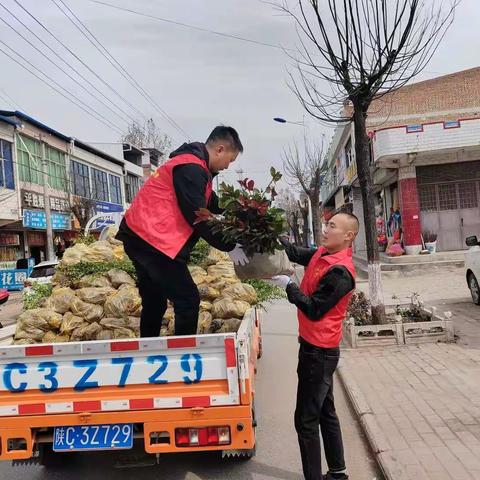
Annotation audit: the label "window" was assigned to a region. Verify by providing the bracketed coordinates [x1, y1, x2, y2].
[406, 124, 423, 133]
[16, 135, 66, 190]
[0, 139, 14, 189]
[71, 160, 90, 198]
[17, 134, 42, 185]
[345, 138, 353, 168]
[125, 173, 141, 203]
[109, 174, 122, 205]
[92, 168, 109, 202]
[46, 147, 67, 191]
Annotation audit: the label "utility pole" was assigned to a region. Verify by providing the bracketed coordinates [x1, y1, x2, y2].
[41, 141, 55, 261]
[236, 169, 244, 181]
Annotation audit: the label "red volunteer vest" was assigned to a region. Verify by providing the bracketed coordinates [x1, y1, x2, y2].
[298, 246, 356, 348]
[125, 154, 213, 259]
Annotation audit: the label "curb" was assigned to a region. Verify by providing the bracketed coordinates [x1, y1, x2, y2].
[337, 359, 409, 480]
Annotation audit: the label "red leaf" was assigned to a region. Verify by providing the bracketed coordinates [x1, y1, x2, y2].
[247, 180, 255, 191]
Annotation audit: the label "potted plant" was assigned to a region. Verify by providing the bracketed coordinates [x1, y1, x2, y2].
[423, 230, 438, 253]
[195, 167, 293, 279]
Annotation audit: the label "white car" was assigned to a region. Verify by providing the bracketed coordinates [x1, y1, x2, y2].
[24, 260, 59, 290]
[465, 236, 480, 305]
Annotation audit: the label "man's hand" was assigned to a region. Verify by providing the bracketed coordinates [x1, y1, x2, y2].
[228, 244, 249, 266]
[269, 275, 292, 289]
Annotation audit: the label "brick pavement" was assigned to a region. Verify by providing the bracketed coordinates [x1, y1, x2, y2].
[338, 343, 480, 480]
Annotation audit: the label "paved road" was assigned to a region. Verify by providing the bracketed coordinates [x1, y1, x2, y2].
[0, 300, 381, 480]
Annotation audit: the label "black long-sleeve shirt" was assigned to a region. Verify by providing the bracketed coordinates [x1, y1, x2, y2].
[284, 243, 355, 321]
[117, 142, 235, 262]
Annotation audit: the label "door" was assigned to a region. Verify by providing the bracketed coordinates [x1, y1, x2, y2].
[458, 181, 480, 242]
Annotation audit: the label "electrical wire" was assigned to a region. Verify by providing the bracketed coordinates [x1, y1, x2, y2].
[11, 0, 148, 124]
[53, 0, 190, 139]
[0, 41, 125, 135]
[88, 0, 292, 52]
[0, 3, 134, 127]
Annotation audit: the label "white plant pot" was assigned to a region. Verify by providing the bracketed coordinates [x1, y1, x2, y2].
[425, 241, 437, 254]
[404, 244, 422, 256]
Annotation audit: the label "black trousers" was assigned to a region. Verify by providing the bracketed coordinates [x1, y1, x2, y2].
[123, 239, 200, 337]
[295, 341, 346, 480]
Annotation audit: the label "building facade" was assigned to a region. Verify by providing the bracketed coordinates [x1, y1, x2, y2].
[0, 111, 126, 265]
[322, 67, 480, 254]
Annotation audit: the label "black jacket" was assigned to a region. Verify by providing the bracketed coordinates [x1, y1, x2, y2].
[284, 243, 355, 321]
[117, 142, 235, 262]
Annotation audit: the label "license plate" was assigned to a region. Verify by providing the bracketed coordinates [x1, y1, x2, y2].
[53, 424, 133, 451]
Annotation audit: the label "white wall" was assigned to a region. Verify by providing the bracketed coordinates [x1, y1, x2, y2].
[373, 118, 480, 162]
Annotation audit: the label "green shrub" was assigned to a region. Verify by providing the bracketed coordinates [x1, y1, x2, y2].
[57, 259, 137, 284]
[245, 279, 286, 305]
[189, 239, 210, 266]
[23, 283, 54, 310]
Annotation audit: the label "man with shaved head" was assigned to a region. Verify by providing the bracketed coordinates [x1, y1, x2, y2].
[270, 211, 359, 480]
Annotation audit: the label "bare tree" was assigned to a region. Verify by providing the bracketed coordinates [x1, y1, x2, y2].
[70, 195, 96, 233]
[276, 189, 302, 244]
[278, 0, 459, 322]
[283, 137, 328, 246]
[122, 118, 171, 156]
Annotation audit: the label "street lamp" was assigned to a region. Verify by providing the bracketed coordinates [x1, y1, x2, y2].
[274, 116, 315, 246]
[273, 117, 305, 126]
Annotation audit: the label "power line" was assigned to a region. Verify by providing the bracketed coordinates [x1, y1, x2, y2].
[11, 0, 148, 125]
[88, 0, 292, 52]
[0, 41, 125, 135]
[2, 1, 141, 127]
[53, 0, 191, 140]
[0, 2, 134, 128]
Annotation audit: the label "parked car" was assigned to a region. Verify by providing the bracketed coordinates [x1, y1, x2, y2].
[23, 260, 59, 291]
[465, 236, 480, 305]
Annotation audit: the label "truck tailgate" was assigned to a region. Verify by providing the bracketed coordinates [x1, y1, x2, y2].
[0, 333, 240, 417]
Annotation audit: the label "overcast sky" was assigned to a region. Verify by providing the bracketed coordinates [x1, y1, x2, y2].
[0, 0, 478, 190]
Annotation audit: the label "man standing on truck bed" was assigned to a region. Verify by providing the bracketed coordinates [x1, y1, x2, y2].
[117, 126, 247, 337]
[270, 212, 359, 480]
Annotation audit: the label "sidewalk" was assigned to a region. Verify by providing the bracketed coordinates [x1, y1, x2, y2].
[338, 343, 480, 480]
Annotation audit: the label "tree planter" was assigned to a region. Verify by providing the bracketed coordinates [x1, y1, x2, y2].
[404, 245, 422, 255]
[343, 304, 454, 348]
[234, 250, 294, 280]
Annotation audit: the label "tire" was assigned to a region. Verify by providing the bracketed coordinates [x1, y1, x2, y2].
[468, 273, 480, 305]
[37, 444, 69, 468]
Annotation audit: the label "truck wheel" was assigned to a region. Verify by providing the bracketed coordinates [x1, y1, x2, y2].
[37, 444, 69, 468]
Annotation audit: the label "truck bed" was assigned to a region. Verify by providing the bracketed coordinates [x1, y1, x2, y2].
[0, 308, 261, 462]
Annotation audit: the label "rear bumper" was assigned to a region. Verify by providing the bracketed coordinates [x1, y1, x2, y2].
[0, 405, 255, 460]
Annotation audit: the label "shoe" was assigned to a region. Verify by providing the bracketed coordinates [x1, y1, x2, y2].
[323, 474, 349, 480]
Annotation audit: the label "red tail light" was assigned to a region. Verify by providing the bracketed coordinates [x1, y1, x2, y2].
[175, 426, 230, 447]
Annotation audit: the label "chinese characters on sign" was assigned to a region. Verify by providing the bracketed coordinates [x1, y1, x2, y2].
[22, 190, 70, 212]
[23, 210, 71, 230]
[0, 269, 28, 290]
[0, 233, 20, 246]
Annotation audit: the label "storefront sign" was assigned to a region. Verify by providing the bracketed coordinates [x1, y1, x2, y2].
[21, 190, 70, 212]
[0, 233, 20, 246]
[23, 210, 71, 230]
[92, 201, 124, 230]
[0, 269, 29, 291]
